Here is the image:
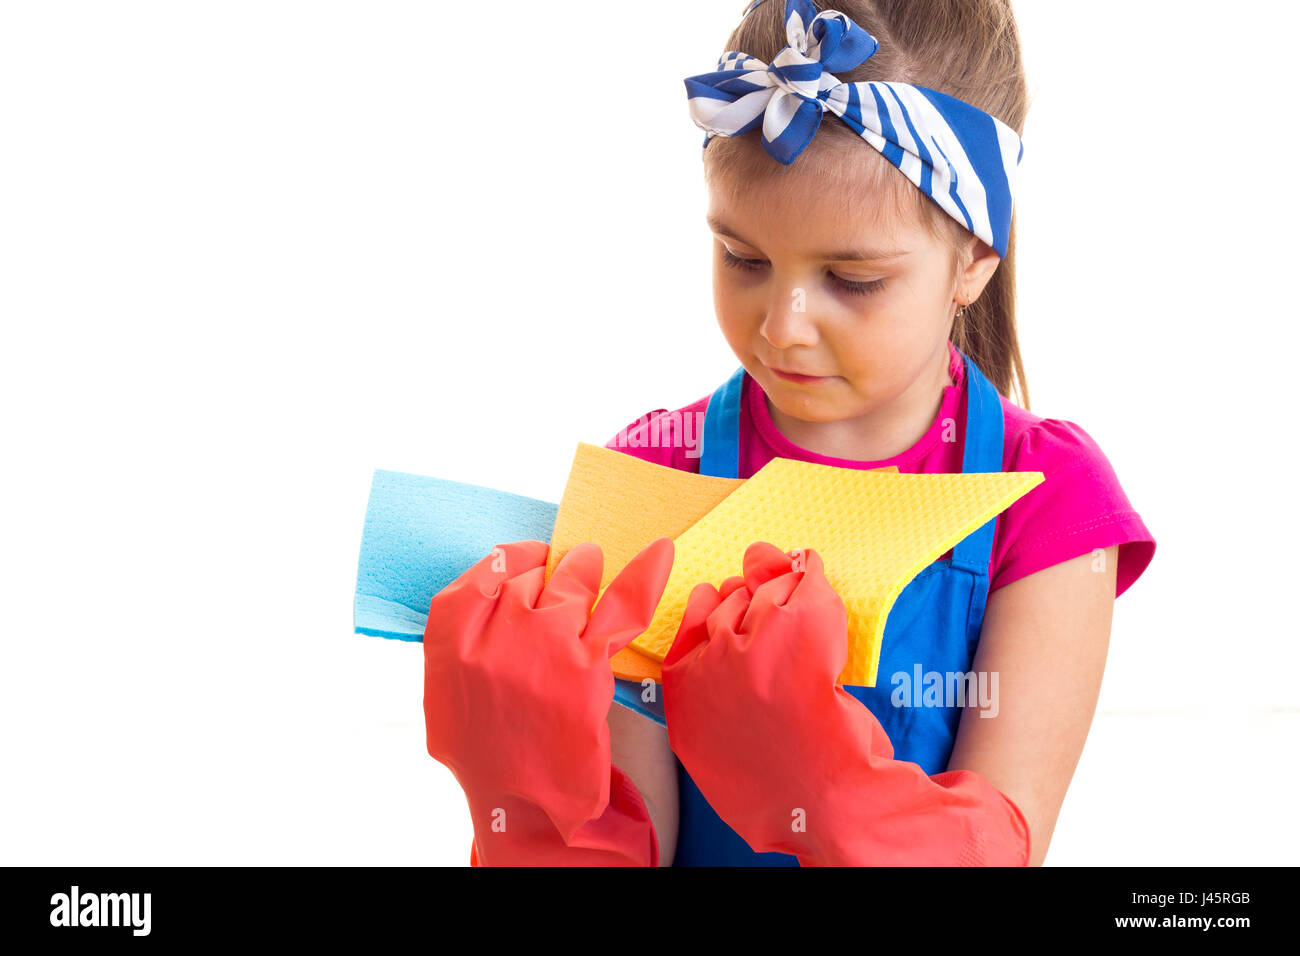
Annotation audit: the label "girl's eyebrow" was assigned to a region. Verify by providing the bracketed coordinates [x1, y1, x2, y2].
[706, 213, 911, 261]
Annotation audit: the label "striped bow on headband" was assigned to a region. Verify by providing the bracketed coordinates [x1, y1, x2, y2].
[684, 0, 1023, 258]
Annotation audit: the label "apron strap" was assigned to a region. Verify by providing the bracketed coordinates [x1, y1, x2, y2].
[699, 365, 747, 479]
[950, 350, 1004, 579]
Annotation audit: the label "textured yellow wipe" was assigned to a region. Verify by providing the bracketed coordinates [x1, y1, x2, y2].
[633, 458, 1042, 687]
[546, 442, 1039, 687]
[545, 445, 896, 681]
[548, 444, 892, 682]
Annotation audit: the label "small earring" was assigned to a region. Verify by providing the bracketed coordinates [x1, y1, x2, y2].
[955, 303, 967, 320]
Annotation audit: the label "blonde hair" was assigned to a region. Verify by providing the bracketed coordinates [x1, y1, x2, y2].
[703, 0, 1033, 409]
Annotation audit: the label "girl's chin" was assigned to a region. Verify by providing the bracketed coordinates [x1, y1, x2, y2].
[764, 391, 846, 425]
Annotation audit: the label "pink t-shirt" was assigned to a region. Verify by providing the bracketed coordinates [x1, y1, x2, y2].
[604, 340, 1155, 598]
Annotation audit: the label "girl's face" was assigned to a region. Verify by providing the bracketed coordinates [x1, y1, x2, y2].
[707, 145, 997, 446]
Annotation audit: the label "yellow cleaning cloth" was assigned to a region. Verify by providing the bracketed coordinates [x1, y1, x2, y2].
[544, 444, 898, 683]
[544, 442, 1040, 686]
[631, 458, 1042, 687]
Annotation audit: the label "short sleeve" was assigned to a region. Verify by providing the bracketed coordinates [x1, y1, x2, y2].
[603, 399, 710, 473]
[604, 408, 669, 448]
[991, 418, 1156, 598]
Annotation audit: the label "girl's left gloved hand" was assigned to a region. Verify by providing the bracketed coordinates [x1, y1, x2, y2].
[661, 541, 1031, 866]
[661, 542, 855, 862]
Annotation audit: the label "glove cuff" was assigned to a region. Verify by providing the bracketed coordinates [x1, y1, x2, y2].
[467, 764, 658, 867]
[951, 783, 1033, 868]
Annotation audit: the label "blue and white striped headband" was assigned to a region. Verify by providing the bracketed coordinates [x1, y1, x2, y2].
[685, 0, 1023, 258]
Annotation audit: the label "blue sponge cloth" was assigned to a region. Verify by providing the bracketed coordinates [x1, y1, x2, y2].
[353, 469, 559, 641]
[353, 468, 668, 727]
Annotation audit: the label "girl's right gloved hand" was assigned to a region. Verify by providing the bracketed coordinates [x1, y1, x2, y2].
[423, 536, 674, 846]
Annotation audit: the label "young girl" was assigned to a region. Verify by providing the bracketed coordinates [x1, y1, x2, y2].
[422, 0, 1155, 867]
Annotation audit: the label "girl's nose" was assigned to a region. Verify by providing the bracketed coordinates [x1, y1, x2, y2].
[759, 284, 820, 350]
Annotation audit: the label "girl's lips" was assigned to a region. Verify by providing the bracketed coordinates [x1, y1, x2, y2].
[769, 366, 834, 384]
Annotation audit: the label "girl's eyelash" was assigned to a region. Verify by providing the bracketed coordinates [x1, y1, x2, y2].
[832, 275, 887, 296]
[721, 249, 766, 273]
[721, 249, 886, 296]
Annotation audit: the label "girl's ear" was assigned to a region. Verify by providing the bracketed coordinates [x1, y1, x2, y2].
[957, 236, 1002, 302]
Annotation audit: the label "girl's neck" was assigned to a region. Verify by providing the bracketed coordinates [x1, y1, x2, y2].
[764, 343, 955, 463]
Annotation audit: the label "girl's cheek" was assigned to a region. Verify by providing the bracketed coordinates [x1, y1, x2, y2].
[717, 310, 748, 340]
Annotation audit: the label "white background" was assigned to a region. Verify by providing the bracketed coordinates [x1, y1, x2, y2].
[2, 0, 1296, 865]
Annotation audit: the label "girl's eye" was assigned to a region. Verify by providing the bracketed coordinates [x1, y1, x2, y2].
[832, 274, 886, 296]
[722, 249, 766, 273]
[722, 249, 885, 296]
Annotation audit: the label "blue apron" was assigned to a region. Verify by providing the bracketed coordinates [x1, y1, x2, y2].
[616, 348, 1005, 866]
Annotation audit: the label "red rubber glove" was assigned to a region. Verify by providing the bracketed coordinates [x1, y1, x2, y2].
[424, 537, 673, 866]
[662, 542, 1031, 867]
